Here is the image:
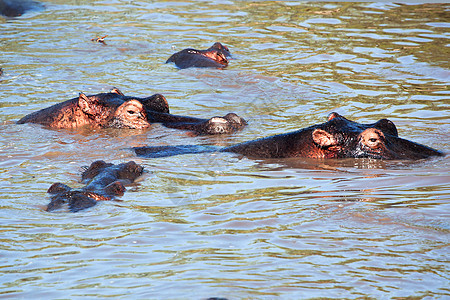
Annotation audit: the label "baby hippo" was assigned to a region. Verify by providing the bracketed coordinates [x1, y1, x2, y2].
[46, 160, 144, 212]
[166, 42, 231, 69]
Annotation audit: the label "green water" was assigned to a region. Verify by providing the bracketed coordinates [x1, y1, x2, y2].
[0, 1, 449, 299]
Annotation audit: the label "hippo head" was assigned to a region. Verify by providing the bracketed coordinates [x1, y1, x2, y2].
[197, 113, 248, 135]
[46, 182, 109, 212]
[110, 87, 169, 114]
[201, 42, 230, 67]
[311, 113, 444, 160]
[108, 99, 150, 129]
[77, 92, 150, 129]
[202, 50, 228, 67]
[116, 161, 145, 182]
[208, 42, 231, 57]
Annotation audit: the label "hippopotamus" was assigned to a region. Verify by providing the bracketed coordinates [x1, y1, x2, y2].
[18, 89, 154, 129]
[134, 113, 444, 160]
[0, 0, 43, 17]
[46, 160, 144, 212]
[17, 88, 247, 134]
[166, 42, 231, 69]
[149, 110, 246, 135]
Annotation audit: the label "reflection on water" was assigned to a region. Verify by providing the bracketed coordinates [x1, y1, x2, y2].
[0, 1, 449, 299]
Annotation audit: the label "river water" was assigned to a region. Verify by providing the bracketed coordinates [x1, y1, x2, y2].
[0, 1, 449, 299]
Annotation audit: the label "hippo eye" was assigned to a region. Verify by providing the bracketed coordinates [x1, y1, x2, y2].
[127, 110, 136, 115]
[361, 128, 385, 150]
[366, 137, 380, 147]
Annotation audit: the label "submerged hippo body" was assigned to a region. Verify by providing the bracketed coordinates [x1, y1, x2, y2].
[134, 113, 444, 160]
[46, 160, 144, 212]
[18, 88, 247, 134]
[166, 42, 231, 69]
[0, 0, 43, 17]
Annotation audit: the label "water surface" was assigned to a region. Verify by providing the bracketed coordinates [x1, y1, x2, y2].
[0, 1, 449, 299]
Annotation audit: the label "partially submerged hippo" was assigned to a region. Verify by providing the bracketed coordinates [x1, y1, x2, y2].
[18, 90, 153, 129]
[134, 113, 444, 160]
[149, 110, 246, 135]
[0, 0, 43, 17]
[18, 88, 247, 134]
[46, 160, 144, 212]
[166, 42, 231, 69]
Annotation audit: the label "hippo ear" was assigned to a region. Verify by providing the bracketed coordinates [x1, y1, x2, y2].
[78, 93, 96, 115]
[110, 87, 124, 96]
[374, 119, 398, 137]
[141, 94, 170, 113]
[312, 129, 338, 147]
[327, 112, 348, 122]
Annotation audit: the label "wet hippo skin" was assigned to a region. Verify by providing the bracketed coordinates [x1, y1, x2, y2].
[17, 88, 247, 134]
[46, 160, 144, 212]
[166, 42, 231, 69]
[134, 113, 444, 160]
[17, 89, 155, 129]
[0, 0, 43, 17]
[149, 111, 247, 135]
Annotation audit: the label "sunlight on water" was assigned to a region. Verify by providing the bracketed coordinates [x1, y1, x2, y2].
[0, 1, 449, 299]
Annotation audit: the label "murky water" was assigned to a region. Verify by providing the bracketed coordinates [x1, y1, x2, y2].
[1, 1, 449, 299]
